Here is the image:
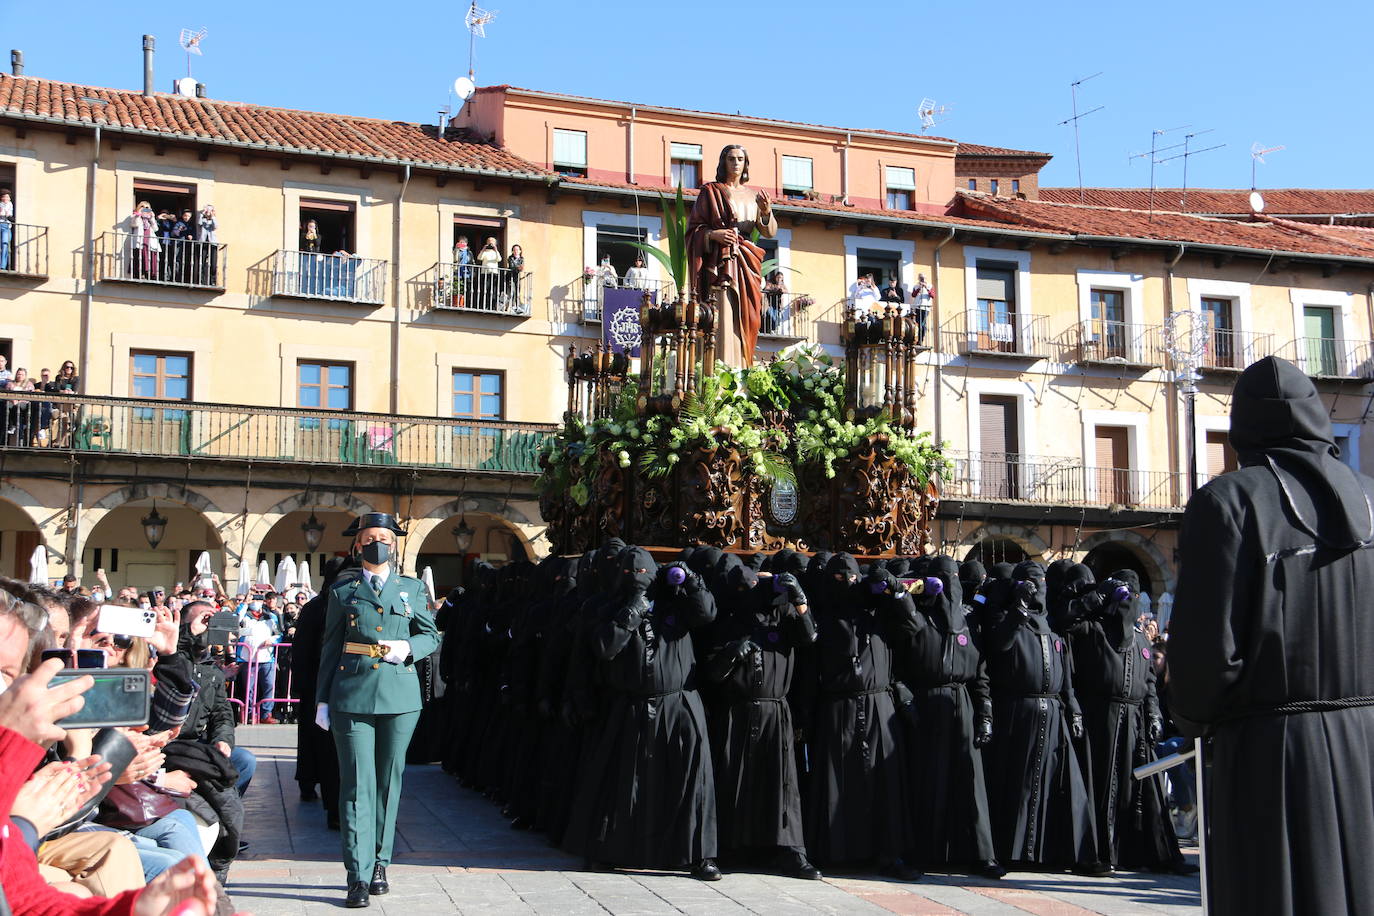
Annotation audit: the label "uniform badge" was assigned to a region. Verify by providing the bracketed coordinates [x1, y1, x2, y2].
[1055, 639, 1063, 652]
[957, 633, 968, 646]
[1142, 647, 1151, 659]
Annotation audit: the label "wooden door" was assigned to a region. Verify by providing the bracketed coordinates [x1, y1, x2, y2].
[1304, 306, 1337, 375]
[1094, 425, 1130, 503]
[979, 395, 1018, 498]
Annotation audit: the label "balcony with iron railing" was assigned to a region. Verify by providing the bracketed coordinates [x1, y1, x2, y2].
[946, 310, 1054, 359]
[1197, 327, 1274, 372]
[943, 451, 1186, 510]
[0, 223, 48, 279]
[272, 250, 387, 304]
[759, 292, 818, 340]
[0, 391, 556, 475]
[580, 276, 676, 323]
[431, 263, 533, 317]
[1074, 319, 1168, 368]
[97, 232, 226, 290]
[1280, 337, 1374, 380]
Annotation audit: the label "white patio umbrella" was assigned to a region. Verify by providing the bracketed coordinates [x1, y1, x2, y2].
[194, 551, 214, 589]
[28, 544, 49, 585]
[298, 560, 314, 594]
[420, 566, 437, 605]
[274, 556, 298, 593]
[256, 560, 271, 587]
[236, 574, 252, 596]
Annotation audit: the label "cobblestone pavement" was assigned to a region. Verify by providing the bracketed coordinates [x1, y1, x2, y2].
[228, 726, 1201, 915]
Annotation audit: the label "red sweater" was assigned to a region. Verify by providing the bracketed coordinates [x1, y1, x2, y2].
[0, 726, 142, 916]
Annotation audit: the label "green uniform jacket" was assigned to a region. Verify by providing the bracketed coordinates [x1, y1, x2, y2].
[316, 569, 440, 716]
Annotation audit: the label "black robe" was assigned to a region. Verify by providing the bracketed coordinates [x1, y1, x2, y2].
[563, 549, 718, 868]
[798, 554, 908, 866]
[980, 576, 1097, 868]
[1169, 357, 1374, 915]
[1065, 575, 1181, 870]
[291, 591, 339, 817]
[886, 558, 997, 869]
[704, 570, 816, 854]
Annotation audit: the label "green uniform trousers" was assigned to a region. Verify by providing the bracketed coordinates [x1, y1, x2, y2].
[332, 709, 420, 883]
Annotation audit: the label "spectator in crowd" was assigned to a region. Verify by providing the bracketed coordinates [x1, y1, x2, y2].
[178, 600, 256, 797]
[476, 236, 501, 308]
[763, 269, 785, 334]
[0, 186, 14, 271]
[505, 243, 525, 306]
[7, 367, 36, 446]
[60, 574, 79, 594]
[911, 273, 934, 346]
[622, 256, 649, 291]
[236, 599, 280, 724]
[196, 206, 218, 286]
[127, 201, 161, 280]
[880, 275, 906, 314]
[0, 353, 10, 387]
[48, 359, 79, 446]
[848, 272, 881, 310]
[168, 210, 194, 284]
[301, 218, 323, 295]
[34, 367, 54, 445]
[596, 253, 619, 289]
[156, 209, 176, 279]
[452, 236, 473, 303]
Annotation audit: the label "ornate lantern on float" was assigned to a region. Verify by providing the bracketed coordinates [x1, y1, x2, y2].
[843, 303, 920, 429]
[636, 293, 717, 416]
[565, 344, 629, 422]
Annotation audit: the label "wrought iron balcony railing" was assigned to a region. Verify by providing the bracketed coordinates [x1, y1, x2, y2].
[580, 276, 676, 323]
[272, 249, 387, 304]
[0, 223, 48, 278]
[1075, 319, 1167, 368]
[0, 392, 556, 475]
[1280, 337, 1374, 380]
[943, 451, 1186, 510]
[432, 263, 533, 316]
[98, 232, 226, 290]
[1197, 327, 1274, 372]
[759, 292, 817, 340]
[948, 310, 1054, 359]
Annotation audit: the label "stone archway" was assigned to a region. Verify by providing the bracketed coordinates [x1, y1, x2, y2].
[235, 491, 380, 593]
[401, 494, 543, 576]
[0, 486, 46, 580]
[1077, 530, 1175, 596]
[959, 523, 1051, 564]
[80, 485, 228, 595]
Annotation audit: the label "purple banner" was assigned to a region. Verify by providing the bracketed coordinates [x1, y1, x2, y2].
[602, 287, 647, 357]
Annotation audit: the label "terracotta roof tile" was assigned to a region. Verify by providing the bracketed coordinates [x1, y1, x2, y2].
[1040, 187, 1374, 216]
[956, 142, 1052, 160]
[0, 74, 550, 177]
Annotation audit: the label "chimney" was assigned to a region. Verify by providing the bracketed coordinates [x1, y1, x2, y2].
[142, 34, 155, 98]
[195, 82, 206, 99]
[9, 50, 22, 76]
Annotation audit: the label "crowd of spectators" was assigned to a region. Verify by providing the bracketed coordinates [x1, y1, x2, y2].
[445, 236, 527, 310]
[0, 356, 81, 448]
[124, 202, 220, 287]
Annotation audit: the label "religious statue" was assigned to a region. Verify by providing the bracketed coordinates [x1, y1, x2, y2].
[685, 145, 777, 368]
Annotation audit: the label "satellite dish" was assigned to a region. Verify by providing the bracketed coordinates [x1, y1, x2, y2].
[1249, 191, 1266, 213]
[175, 77, 198, 98]
[453, 77, 476, 101]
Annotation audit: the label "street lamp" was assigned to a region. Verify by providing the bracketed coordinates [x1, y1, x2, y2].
[140, 502, 168, 549]
[452, 517, 475, 553]
[300, 512, 326, 552]
[1166, 310, 1209, 498]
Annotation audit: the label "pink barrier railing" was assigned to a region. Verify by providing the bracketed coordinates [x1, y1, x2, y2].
[223, 642, 298, 725]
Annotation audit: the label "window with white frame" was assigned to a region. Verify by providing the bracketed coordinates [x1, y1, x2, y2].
[553, 129, 588, 178]
[781, 156, 813, 198]
[669, 142, 702, 189]
[885, 166, 915, 210]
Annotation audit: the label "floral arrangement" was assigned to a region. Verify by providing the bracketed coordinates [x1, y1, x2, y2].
[538, 343, 950, 506]
[792, 294, 815, 311]
[582, 266, 595, 284]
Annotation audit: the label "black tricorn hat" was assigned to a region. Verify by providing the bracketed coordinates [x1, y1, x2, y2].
[342, 512, 408, 537]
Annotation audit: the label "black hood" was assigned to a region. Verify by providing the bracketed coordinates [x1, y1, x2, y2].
[1012, 560, 1048, 614]
[988, 562, 1015, 582]
[823, 552, 862, 607]
[688, 547, 724, 583]
[1228, 355, 1372, 548]
[1045, 558, 1076, 608]
[925, 555, 964, 632]
[958, 560, 986, 597]
[617, 546, 657, 596]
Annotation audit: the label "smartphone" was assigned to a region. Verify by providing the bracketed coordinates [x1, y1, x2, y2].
[50, 668, 151, 728]
[40, 648, 106, 669]
[96, 604, 157, 639]
[205, 610, 241, 647]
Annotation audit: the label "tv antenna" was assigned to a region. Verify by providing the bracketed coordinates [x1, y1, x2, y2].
[1250, 142, 1285, 190]
[1128, 124, 1189, 220]
[178, 27, 207, 79]
[917, 98, 953, 132]
[465, 2, 498, 81]
[1057, 72, 1105, 203]
[1155, 129, 1225, 211]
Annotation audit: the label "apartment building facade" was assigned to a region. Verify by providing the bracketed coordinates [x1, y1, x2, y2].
[1, 70, 1371, 602]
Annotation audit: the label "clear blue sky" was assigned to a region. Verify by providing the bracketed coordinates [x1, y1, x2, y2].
[3, 0, 1369, 190]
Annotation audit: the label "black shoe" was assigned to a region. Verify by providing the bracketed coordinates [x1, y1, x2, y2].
[1159, 859, 1200, 875]
[691, 859, 722, 881]
[1073, 860, 1113, 877]
[369, 864, 389, 896]
[345, 882, 370, 908]
[776, 850, 822, 880]
[974, 860, 1007, 879]
[237, 840, 250, 852]
[583, 859, 613, 873]
[300, 789, 319, 802]
[878, 859, 923, 881]
[327, 813, 340, 831]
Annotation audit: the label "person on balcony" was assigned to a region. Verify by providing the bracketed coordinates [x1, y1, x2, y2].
[0, 187, 13, 271]
[848, 273, 881, 311]
[504, 243, 525, 308]
[451, 236, 472, 306]
[912, 273, 934, 346]
[49, 360, 78, 448]
[622, 256, 649, 291]
[595, 253, 619, 289]
[880, 275, 906, 315]
[196, 206, 218, 287]
[127, 201, 161, 280]
[763, 269, 786, 335]
[6, 368, 35, 446]
[155, 209, 176, 280]
[301, 219, 325, 295]
[168, 210, 194, 285]
[476, 237, 501, 309]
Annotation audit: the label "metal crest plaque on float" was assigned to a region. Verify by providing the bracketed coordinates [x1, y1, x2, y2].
[768, 480, 798, 526]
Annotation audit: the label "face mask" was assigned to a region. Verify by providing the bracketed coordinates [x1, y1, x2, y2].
[248, 601, 263, 613]
[139, 602, 152, 610]
[91, 589, 105, 602]
[362, 541, 391, 566]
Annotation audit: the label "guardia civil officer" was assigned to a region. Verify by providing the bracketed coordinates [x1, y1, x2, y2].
[315, 512, 439, 908]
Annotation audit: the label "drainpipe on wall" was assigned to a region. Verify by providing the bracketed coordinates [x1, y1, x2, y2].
[1164, 244, 1188, 497]
[80, 122, 101, 395]
[931, 226, 957, 454]
[390, 163, 412, 415]
[627, 106, 636, 185]
[841, 132, 851, 206]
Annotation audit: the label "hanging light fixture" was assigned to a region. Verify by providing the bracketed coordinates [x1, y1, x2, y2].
[300, 512, 326, 551]
[452, 516, 475, 553]
[141, 501, 168, 550]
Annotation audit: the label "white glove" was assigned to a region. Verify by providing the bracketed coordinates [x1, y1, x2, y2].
[314, 702, 330, 731]
[381, 640, 411, 665]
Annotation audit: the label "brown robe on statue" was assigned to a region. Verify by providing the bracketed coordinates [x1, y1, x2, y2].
[686, 182, 768, 367]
